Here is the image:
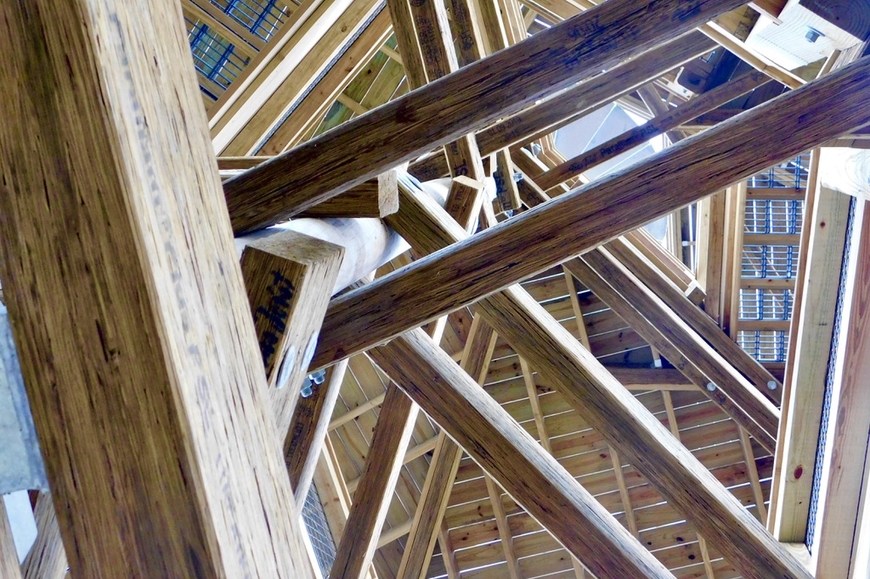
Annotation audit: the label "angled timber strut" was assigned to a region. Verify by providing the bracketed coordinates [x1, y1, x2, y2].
[224, 0, 746, 232]
[312, 58, 870, 369]
[5, 0, 870, 578]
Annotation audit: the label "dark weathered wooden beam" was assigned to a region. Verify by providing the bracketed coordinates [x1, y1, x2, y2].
[536, 70, 771, 190]
[223, 0, 745, 233]
[0, 1, 312, 577]
[311, 57, 870, 370]
[383, 181, 810, 579]
[368, 331, 676, 579]
[298, 171, 399, 218]
[329, 384, 419, 579]
[241, 231, 344, 439]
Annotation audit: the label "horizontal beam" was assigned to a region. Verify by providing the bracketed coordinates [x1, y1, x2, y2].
[311, 57, 870, 370]
[223, 0, 745, 233]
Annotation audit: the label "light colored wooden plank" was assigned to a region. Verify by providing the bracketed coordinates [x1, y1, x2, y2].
[0, 1, 313, 576]
[224, 0, 747, 232]
[257, 11, 393, 153]
[331, 384, 419, 579]
[484, 477, 522, 579]
[313, 61, 870, 369]
[0, 498, 22, 579]
[811, 200, 870, 578]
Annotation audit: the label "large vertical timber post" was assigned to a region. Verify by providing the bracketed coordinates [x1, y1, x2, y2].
[0, 2, 312, 577]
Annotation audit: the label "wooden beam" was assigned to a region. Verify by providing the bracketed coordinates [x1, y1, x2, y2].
[0, 498, 22, 579]
[21, 494, 67, 579]
[286, 359, 350, 507]
[298, 170, 399, 218]
[381, 180, 809, 578]
[485, 476, 522, 579]
[330, 384, 419, 579]
[256, 10, 394, 154]
[0, 2, 312, 577]
[473, 31, 717, 157]
[625, 229, 698, 297]
[223, 0, 746, 233]
[368, 331, 676, 579]
[395, 314, 496, 579]
[311, 57, 870, 370]
[241, 231, 344, 439]
[606, 367, 696, 391]
[769, 185, 850, 541]
[211, 0, 382, 155]
[536, 70, 770, 190]
[812, 200, 870, 577]
[565, 253, 777, 451]
[607, 237, 783, 401]
[395, 432, 462, 579]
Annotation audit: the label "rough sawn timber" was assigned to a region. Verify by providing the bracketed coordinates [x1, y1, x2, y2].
[0, 1, 313, 577]
[223, 0, 746, 233]
[311, 56, 870, 370]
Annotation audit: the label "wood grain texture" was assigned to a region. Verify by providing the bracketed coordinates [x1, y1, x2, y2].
[242, 231, 344, 438]
[569, 251, 778, 451]
[537, 70, 771, 190]
[223, 0, 745, 233]
[368, 331, 676, 579]
[474, 32, 716, 156]
[311, 57, 870, 370]
[0, 1, 313, 577]
[395, 312, 495, 579]
[395, 432, 463, 579]
[329, 384, 419, 579]
[0, 498, 22, 579]
[771, 186, 851, 541]
[298, 171, 399, 218]
[22, 494, 68, 579]
[811, 201, 870, 578]
[285, 359, 349, 507]
[381, 179, 803, 578]
[473, 286, 810, 579]
[607, 237, 782, 401]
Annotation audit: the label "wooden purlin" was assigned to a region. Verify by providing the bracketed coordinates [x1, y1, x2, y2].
[0, 1, 311, 576]
[312, 58, 870, 370]
[22, 494, 68, 579]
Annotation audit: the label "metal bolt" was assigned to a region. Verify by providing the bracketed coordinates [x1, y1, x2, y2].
[706, 382, 717, 392]
[767, 380, 778, 390]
